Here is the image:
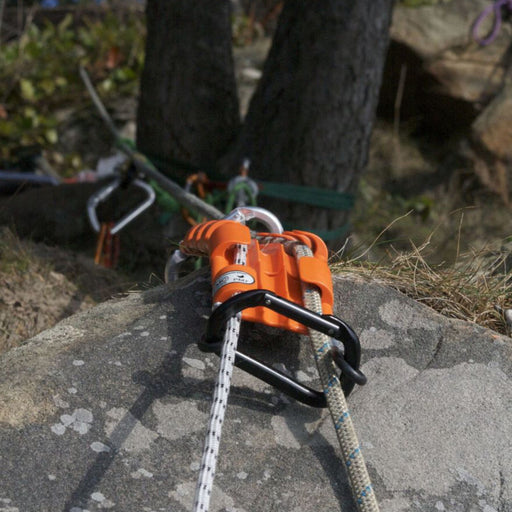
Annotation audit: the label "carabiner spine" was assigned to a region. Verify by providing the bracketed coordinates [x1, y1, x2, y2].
[87, 177, 156, 235]
[200, 289, 366, 402]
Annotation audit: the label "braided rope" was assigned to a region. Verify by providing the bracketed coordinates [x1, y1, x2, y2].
[193, 240, 377, 511]
[293, 244, 379, 512]
[193, 244, 247, 512]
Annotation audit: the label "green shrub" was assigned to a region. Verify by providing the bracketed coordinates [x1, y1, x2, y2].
[0, 8, 146, 160]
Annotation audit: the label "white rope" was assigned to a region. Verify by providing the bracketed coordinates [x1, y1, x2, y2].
[192, 244, 247, 512]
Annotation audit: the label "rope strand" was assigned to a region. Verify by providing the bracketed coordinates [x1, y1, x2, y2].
[293, 243, 379, 512]
[192, 244, 247, 512]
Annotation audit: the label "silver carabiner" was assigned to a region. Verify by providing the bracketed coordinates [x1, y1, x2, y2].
[164, 207, 283, 283]
[227, 175, 259, 207]
[87, 178, 156, 235]
[164, 249, 190, 283]
[224, 206, 284, 234]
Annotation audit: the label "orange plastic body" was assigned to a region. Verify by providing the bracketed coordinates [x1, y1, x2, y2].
[180, 220, 333, 334]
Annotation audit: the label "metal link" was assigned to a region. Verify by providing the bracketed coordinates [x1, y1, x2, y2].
[87, 178, 156, 234]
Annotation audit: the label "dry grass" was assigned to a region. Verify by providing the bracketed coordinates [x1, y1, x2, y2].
[354, 121, 512, 269]
[0, 226, 34, 274]
[332, 230, 512, 336]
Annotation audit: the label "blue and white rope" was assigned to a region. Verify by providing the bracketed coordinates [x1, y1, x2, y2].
[293, 244, 379, 512]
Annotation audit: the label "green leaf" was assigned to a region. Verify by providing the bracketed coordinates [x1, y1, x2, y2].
[78, 28, 94, 48]
[28, 114, 39, 128]
[55, 76, 68, 88]
[58, 14, 73, 35]
[0, 120, 14, 137]
[114, 67, 137, 83]
[70, 155, 82, 169]
[24, 40, 42, 58]
[45, 129, 58, 144]
[100, 78, 113, 92]
[19, 79, 36, 101]
[23, 107, 37, 118]
[40, 79, 56, 95]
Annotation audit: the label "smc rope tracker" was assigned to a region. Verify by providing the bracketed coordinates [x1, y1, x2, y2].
[171, 207, 379, 512]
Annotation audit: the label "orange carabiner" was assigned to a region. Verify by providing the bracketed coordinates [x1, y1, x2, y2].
[180, 221, 333, 334]
[94, 221, 120, 268]
[182, 172, 209, 226]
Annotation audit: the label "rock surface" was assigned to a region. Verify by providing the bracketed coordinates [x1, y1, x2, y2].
[0, 271, 511, 512]
[384, 0, 510, 123]
[470, 79, 512, 204]
[383, 0, 512, 202]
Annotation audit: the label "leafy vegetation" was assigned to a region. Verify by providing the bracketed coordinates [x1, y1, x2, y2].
[0, 5, 145, 164]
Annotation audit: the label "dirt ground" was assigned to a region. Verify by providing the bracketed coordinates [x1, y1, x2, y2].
[0, 226, 135, 355]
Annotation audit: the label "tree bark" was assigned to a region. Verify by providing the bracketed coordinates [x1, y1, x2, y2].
[137, 0, 394, 245]
[136, 0, 240, 180]
[224, 0, 394, 243]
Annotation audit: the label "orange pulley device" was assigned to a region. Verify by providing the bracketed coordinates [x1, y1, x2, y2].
[167, 207, 366, 407]
[179, 219, 334, 334]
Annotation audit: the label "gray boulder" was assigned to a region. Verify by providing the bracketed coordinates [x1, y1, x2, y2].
[0, 271, 511, 511]
[469, 78, 512, 204]
[382, 1, 512, 132]
[381, 0, 512, 203]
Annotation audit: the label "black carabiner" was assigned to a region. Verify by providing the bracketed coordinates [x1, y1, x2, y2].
[199, 289, 366, 408]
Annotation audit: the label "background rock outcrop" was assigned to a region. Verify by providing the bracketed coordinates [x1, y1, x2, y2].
[382, 0, 510, 127]
[1, 271, 510, 511]
[383, 0, 512, 203]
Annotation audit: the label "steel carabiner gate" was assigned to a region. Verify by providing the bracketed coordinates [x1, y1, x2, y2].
[87, 177, 156, 235]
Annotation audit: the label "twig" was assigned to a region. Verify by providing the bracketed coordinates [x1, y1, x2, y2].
[79, 66, 224, 221]
[393, 64, 407, 168]
[17, 0, 23, 36]
[455, 210, 464, 262]
[394, 64, 407, 137]
[350, 209, 413, 262]
[0, 0, 5, 43]
[79, 66, 120, 139]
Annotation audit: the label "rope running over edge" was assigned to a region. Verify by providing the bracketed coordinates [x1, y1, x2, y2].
[192, 244, 247, 511]
[293, 243, 379, 512]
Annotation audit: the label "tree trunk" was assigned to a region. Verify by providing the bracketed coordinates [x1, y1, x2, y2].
[137, 0, 394, 245]
[224, 0, 394, 243]
[136, 0, 240, 180]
